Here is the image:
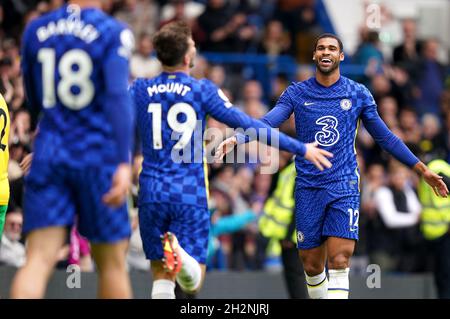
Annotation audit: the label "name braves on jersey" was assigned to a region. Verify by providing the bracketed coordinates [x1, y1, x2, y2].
[21, 5, 134, 167]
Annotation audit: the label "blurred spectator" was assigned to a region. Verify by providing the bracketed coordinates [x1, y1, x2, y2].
[353, 30, 384, 85]
[0, 208, 25, 268]
[257, 20, 291, 56]
[207, 189, 262, 270]
[373, 162, 424, 272]
[159, 0, 205, 28]
[259, 155, 307, 298]
[193, 0, 238, 52]
[419, 113, 447, 164]
[445, 110, 450, 162]
[190, 54, 209, 79]
[269, 73, 289, 108]
[399, 107, 422, 147]
[413, 39, 446, 117]
[370, 73, 392, 102]
[377, 96, 399, 129]
[207, 64, 227, 88]
[114, 0, 159, 39]
[9, 108, 31, 146]
[130, 33, 161, 79]
[388, 64, 416, 109]
[418, 159, 450, 298]
[274, 0, 321, 63]
[393, 18, 422, 73]
[236, 79, 267, 110]
[295, 65, 314, 82]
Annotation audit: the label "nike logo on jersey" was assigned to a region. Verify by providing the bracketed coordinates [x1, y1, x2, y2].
[304, 102, 315, 106]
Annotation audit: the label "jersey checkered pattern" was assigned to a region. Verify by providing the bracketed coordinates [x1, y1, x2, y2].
[283, 76, 375, 192]
[21, 5, 131, 167]
[131, 73, 218, 208]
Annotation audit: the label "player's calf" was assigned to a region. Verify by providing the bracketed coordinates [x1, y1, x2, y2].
[327, 240, 354, 299]
[299, 246, 328, 299]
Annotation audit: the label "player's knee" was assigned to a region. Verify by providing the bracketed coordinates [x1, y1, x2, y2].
[328, 252, 351, 269]
[300, 254, 325, 276]
[301, 256, 326, 276]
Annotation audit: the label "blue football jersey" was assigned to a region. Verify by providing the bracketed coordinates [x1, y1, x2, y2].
[131, 72, 308, 207]
[21, 5, 134, 167]
[268, 76, 375, 189]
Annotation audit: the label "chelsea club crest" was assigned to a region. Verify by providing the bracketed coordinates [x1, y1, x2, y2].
[340, 99, 352, 111]
[297, 231, 305, 243]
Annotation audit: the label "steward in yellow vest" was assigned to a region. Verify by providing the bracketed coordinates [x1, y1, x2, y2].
[419, 160, 450, 240]
[418, 159, 450, 298]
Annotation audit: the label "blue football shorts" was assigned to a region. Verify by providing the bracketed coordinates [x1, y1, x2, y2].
[138, 202, 210, 264]
[23, 161, 131, 243]
[295, 185, 360, 250]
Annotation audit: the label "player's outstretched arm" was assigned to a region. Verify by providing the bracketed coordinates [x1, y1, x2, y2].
[413, 162, 449, 198]
[360, 87, 448, 198]
[215, 137, 332, 171]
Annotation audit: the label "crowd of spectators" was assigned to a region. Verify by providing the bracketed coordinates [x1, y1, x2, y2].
[0, 0, 449, 278]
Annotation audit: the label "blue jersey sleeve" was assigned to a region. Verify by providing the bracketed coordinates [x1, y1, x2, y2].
[261, 87, 295, 127]
[360, 86, 419, 168]
[236, 86, 294, 144]
[103, 26, 135, 163]
[202, 80, 306, 156]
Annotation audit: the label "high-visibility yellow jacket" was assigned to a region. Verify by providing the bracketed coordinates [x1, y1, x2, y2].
[259, 162, 297, 243]
[419, 160, 450, 240]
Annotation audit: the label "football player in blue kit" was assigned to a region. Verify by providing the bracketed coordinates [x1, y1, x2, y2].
[11, 0, 134, 298]
[216, 33, 448, 299]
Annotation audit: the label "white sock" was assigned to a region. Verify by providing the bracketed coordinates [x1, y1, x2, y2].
[305, 269, 328, 299]
[176, 245, 202, 292]
[328, 268, 350, 299]
[151, 279, 175, 299]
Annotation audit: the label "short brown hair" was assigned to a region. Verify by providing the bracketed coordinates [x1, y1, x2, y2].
[153, 21, 192, 67]
[313, 33, 344, 52]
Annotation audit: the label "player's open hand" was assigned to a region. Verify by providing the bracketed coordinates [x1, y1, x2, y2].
[214, 136, 237, 162]
[19, 152, 33, 175]
[304, 142, 333, 171]
[103, 163, 132, 207]
[414, 162, 449, 197]
[423, 169, 449, 198]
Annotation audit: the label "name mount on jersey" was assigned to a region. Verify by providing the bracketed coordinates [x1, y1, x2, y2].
[147, 83, 192, 97]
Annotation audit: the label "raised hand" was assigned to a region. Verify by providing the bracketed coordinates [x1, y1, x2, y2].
[414, 162, 449, 198]
[214, 136, 237, 162]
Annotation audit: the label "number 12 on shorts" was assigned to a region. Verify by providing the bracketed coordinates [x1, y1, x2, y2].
[348, 208, 359, 232]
